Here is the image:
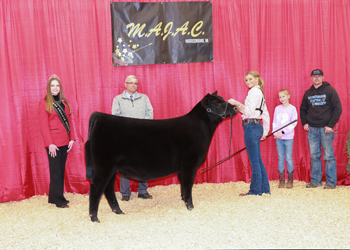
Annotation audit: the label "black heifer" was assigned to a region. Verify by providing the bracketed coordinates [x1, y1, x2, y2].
[85, 91, 238, 222]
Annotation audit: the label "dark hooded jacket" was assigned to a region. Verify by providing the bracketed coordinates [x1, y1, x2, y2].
[300, 81, 342, 128]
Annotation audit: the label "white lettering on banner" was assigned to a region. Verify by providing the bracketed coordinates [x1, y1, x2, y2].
[185, 39, 207, 43]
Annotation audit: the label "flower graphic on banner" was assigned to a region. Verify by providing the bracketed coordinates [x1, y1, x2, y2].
[112, 38, 152, 66]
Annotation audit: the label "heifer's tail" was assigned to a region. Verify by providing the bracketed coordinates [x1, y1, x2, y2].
[85, 112, 103, 180]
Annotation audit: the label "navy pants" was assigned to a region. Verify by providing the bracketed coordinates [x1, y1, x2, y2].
[120, 176, 148, 197]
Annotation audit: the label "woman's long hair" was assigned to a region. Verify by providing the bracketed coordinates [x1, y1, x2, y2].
[245, 71, 265, 98]
[44, 75, 72, 114]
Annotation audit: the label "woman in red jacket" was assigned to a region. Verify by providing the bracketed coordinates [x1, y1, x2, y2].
[38, 74, 76, 208]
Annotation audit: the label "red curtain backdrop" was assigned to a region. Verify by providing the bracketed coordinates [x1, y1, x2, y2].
[1, 0, 349, 203]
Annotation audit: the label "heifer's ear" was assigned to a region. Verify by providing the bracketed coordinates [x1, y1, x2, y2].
[211, 91, 218, 96]
[203, 98, 209, 106]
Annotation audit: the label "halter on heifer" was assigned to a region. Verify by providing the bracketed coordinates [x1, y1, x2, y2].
[205, 101, 235, 158]
[205, 101, 229, 119]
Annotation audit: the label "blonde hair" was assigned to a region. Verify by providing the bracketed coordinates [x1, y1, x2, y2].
[245, 71, 265, 97]
[44, 75, 72, 114]
[278, 89, 290, 96]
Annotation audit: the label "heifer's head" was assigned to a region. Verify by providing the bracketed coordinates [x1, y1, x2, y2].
[201, 91, 238, 123]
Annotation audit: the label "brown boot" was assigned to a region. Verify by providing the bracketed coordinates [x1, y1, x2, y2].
[278, 170, 285, 188]
[286, 171, 294, 188]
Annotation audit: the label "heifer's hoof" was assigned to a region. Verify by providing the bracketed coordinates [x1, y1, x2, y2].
[90, 216, 100, 223]
[186, 204, 194, 210]
[112, 208, 124, 215]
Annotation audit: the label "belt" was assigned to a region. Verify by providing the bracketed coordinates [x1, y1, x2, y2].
[242, 118, 260, 125]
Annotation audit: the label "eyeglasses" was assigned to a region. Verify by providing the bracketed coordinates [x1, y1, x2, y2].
[126, 82, 138, 85]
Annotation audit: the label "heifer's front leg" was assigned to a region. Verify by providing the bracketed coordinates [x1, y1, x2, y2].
[177, 173, 185, 201]
[104, 173, 124, 215]
[181, 168, 196, 210]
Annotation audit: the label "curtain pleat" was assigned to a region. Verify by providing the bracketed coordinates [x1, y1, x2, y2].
[1, 0, 349, 202]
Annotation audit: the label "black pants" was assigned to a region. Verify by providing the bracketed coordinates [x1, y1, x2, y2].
[46, 145, 69, 207]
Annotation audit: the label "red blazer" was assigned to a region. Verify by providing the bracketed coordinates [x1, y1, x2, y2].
[38, 99, 76, 148]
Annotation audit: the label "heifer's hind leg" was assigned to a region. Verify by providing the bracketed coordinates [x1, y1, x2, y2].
[89, 172, 114, 223]
[85, 140, 95, 180]
[89, 182, 104, 222]
[104, 174, 124, 215]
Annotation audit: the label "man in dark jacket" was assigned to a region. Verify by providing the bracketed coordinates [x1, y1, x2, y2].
[300, 69, 342, 189]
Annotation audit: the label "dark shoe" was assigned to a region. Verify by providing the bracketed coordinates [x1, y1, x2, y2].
[306, 182, 318, 188]
[239, 193, 262, 196]
[138, 193, 153, 199]
[324, 184, 336, 189]
[122, 196, 130, 201]
[58, 204, 69, 208]
[239, 193, 254, 196]
[278, 170, 285, 188]
[286, 171, 294, 189]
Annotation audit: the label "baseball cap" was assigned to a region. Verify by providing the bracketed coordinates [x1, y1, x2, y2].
[310, 69, 324, 76]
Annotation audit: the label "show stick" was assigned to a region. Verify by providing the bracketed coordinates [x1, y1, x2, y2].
[200, 119, 297, 173]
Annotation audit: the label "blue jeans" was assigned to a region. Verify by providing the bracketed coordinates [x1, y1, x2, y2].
[243, 121, 270, 195]
[276, 139, 294, 173]
[307, 126, 337, 186]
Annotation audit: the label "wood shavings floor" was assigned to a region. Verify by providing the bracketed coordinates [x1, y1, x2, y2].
[1, 181, 349, 249]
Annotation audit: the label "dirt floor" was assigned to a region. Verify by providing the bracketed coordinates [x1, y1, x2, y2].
[1, 180, 350, 249]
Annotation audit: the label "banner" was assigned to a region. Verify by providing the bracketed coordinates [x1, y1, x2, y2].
[111, 2, 213, 66]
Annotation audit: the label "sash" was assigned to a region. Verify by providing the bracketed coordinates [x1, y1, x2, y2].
[52, 101, 71, 140]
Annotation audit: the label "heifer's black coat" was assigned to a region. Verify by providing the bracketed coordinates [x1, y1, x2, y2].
[85, 92, 237, 222]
